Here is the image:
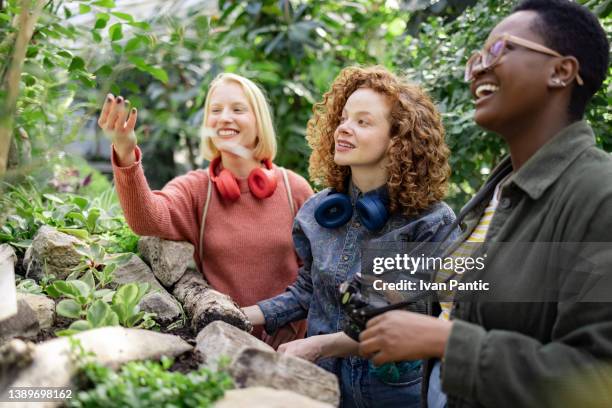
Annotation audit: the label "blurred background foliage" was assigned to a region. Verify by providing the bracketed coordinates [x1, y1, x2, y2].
[1, 0, 610, 213]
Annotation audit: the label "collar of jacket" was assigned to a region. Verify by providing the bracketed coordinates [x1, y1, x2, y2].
[348, 178, 389, 204]
[498, 120, 596, 200]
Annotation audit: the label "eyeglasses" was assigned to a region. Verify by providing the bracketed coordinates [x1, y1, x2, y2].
[464, 33, 584, 86]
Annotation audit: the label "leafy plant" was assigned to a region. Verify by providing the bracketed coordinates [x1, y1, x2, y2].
[0, 180, 126, 249]
[68, 243, 130, 284]
[15, 276, 43, 295]
[96, 224, 140, 254]
[68, 348, 233, 408]
[55, 281, 156, 336]
[50, 278, 114, 320]
[110, 283, 156, 328]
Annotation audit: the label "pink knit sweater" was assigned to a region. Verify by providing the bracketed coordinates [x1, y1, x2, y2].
[112, 146, 314, 311]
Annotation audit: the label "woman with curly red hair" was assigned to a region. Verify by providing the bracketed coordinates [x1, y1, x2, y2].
[244, 66, 459, 407]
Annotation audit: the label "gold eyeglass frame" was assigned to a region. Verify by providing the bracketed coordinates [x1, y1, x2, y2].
[465, 33, 584, 86]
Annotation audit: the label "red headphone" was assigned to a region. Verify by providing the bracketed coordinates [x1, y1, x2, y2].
[209, 156, 277, 201]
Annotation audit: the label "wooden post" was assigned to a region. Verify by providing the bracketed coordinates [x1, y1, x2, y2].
[0, 0, 44, 177]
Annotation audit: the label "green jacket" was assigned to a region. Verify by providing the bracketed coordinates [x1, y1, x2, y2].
[429, 121, 612, 407]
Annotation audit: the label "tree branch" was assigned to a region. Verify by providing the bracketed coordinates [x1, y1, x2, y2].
[0, 0, 45, 177]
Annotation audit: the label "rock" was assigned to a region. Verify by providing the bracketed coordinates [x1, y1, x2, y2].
[112, 254, 182, 325]
[16, 293, 55, 329]
[1, 327, 193, 408]
[196, 321, 273, 370]
[0, 299, 39, 343]
[138, 236, 194, 287]
[228, 348, 340, 406]
[214, 387, 334, 408]
[0, 339, 36, 392]
[173, 269, 251, 333]
[0, 244, 18, 321]
[22, 226, 84, 280]
[195, 322, 339, 406]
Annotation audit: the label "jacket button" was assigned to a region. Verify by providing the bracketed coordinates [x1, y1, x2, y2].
[355, 222, 361, 228]
[499, 197, 512, 209]
[342, 255, 349, 261]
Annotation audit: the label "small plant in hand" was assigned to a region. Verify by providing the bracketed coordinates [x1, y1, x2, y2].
[68, 338, 234, 408]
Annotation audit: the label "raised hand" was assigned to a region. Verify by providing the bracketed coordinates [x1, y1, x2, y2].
[98, 93, 138, 166]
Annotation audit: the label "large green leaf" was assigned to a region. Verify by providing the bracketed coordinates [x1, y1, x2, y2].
[109, 23, 123, 42]
[115, 283, 139, 308]
[57, 228, 89, 240]
[69, 279, 92, 298]
[53, 280, 80, 298]
[57, 299, 82, 319]
[80, 270, 96, 290]
[87, 300, 118, 327]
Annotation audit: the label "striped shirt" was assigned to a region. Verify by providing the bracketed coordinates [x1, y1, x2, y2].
[438, 182, 501, 320]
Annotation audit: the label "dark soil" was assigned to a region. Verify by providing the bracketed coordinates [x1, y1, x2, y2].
[161, 324, 195, 346]
[32, 315, 72, 342]
[168, 349, 204, 373]
[14, 253, 26, 276]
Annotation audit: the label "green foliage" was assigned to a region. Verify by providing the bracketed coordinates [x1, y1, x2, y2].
[0, 180, 136, 254]
[104, 0, 609, 212]
[15, 276, 44, 295]
[68, 346, 233, 408]
[110, 282, 156, 328]
[15, 273, 55, 295]
[97, 224, 139, 254]
[68, 242, 130, 283]
[55, 281, 157, 336]
[46, 243, 156, 334]
[2, 0, 610, 211]
[393, 0, 513, 209]
[392, 0, 611, 209]
[0, 0, 164, 179]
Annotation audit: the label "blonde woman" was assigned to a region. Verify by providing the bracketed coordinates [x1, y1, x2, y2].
[98, 73, 313, 345]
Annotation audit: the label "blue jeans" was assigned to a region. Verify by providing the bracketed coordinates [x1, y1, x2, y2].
[427, 360, 448, 408]
[339, 357, 422, 408]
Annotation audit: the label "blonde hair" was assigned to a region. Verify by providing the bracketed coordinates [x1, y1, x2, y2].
[200, 73, 277, 161]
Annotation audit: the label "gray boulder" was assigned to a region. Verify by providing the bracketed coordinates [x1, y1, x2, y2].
[112, 254, 182, 325]
[22, 226, 83, 280]
[195, 321, 339, 406]
[0, 299, 39, 343]
[138, 236, 194, 287]
[214, 387, 334, 408]
[0, 339, 36, 392]
[16, 292, 55, 329]
[229, 348, 340, 406]
[1, 327, 192, 408]
[196, 321, 273, 370]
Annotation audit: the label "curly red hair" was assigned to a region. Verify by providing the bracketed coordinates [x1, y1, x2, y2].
[307, 66, 450, 216]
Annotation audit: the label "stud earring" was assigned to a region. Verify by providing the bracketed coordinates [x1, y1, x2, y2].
[553, 78, 566, 87]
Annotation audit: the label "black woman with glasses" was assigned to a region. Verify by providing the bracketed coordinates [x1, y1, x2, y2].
[358, 1, 612, 407]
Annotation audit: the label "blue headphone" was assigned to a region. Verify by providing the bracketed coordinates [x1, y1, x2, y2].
[314, 189, 390, 232]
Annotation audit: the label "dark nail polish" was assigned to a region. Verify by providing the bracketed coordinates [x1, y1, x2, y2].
[117, 96, 123, 104]
[131, 108, 136, 113]
[106, 94, 112, 102]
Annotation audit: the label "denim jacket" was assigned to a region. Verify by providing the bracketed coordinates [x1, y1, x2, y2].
[258, 182, 459, 375]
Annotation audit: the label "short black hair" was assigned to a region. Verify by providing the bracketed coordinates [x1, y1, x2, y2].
[513, 0, 609, 120]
